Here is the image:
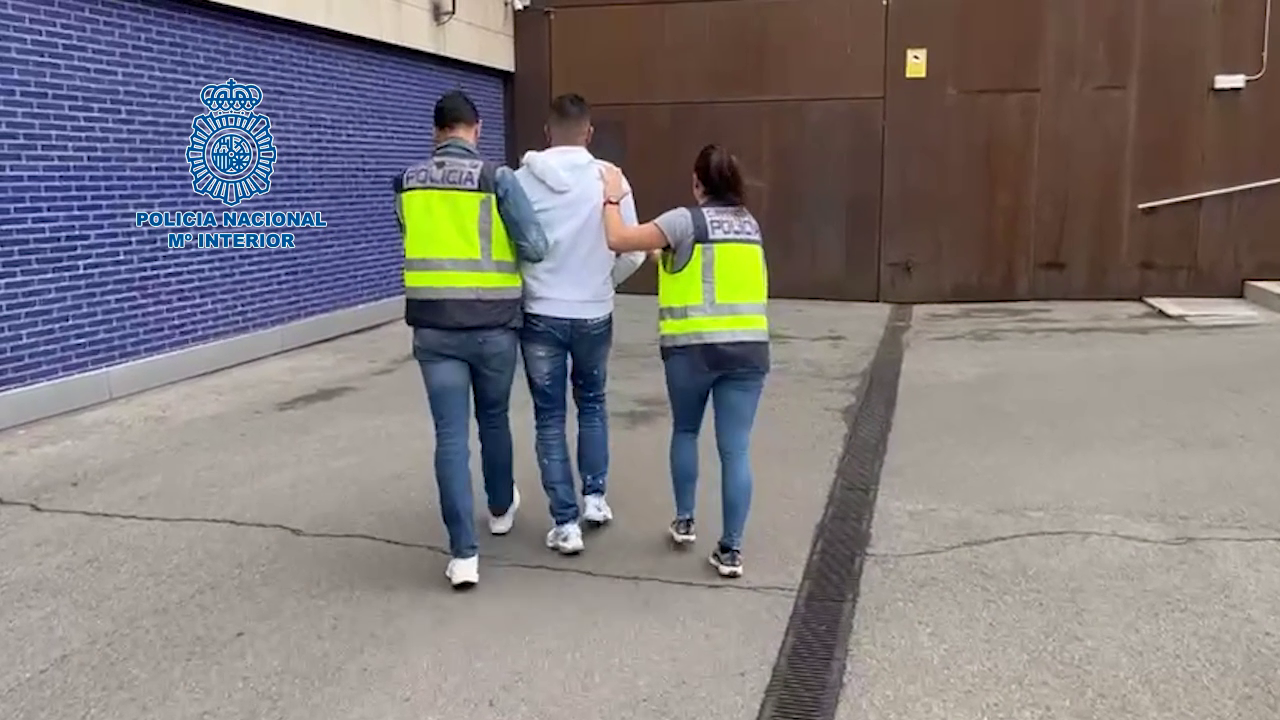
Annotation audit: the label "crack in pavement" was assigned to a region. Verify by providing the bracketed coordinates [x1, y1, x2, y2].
[0, 496, 796, 597]
[870, 528, 1280, 559]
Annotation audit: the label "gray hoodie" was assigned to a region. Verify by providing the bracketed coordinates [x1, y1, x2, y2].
[514, 146, 646, 319]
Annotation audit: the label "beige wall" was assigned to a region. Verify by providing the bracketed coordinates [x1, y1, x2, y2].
[206, 0, 514, 72]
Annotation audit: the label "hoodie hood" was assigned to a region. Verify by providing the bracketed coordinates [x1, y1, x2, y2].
[519, 145, 600, 194]
[511, 144, 644, 320]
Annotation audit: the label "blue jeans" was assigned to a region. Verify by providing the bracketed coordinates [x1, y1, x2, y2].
[520, 313, 613, 525]
[664, 352, 766, 551]
[412, 326, 519, 559]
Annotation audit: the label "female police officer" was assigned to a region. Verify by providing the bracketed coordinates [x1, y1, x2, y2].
[598, 144, 768, 578]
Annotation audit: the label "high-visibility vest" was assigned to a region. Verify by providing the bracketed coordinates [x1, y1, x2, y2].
[397, 155, 522, 301]
[657, 205, 769, 347]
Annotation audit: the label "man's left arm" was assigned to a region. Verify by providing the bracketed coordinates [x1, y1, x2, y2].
[493, 166, 549, 264]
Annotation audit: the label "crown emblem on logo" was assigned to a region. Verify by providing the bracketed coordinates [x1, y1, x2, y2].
[199, 78, 264, 118]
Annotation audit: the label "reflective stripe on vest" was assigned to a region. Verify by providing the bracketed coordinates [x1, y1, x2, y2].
[399, 156, 521, 301]
[657, 206, 768, 347]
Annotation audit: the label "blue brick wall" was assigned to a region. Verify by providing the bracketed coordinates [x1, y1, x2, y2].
[0, 0, 508, 392]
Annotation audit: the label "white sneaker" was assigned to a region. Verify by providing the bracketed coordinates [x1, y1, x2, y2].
[545, 522, 585, 555]
[488, 486, 521, 535]
[445, 556, 479, 589]
[582, 494, 614, 526]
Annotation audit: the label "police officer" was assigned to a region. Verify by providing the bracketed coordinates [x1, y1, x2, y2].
[597, 144, 768, 579]
[395, 90, 549, 589]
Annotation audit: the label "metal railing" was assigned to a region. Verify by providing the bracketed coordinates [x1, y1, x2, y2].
[1247, 0, 1273, 81]
[1137, 176, 1280, 210]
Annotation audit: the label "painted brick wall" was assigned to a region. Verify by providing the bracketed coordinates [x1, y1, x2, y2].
[0, 0, 508, 393]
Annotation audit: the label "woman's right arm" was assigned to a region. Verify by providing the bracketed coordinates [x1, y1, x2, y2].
[599, 163, 699, 257]
[598, 162, 673, 253]
[602, 204, 670, 253]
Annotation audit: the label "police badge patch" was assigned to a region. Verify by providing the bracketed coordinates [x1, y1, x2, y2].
[186, 78, 277, 207]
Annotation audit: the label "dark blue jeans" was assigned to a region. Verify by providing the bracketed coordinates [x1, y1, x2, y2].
[520, 313, 613, 525]
[412, 326, 519, 559]
[664, 351, 766, 551]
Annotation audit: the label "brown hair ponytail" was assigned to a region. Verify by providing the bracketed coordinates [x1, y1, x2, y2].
[694, 144, 746, 205]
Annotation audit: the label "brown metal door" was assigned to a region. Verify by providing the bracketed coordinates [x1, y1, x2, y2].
[538, 0, 886, 301]
[880, 0, 1280, 302]
[1126, 0, 1280, 297]
[880, 0, 1050, 302]
[521, 0, 1280, 302]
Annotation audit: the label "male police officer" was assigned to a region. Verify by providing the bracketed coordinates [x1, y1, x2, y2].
[395, 90, 549, 589]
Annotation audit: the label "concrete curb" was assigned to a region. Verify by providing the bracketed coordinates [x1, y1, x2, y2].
[0, 297, 402, 432]
[1244, 280, 1280, 314]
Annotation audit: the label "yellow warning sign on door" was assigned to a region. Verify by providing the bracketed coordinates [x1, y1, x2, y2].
[906, 48, 928, 79]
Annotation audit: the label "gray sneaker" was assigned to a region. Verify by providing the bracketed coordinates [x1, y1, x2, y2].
[545, 522, 585, 555]
[669, 518, 696, 545]
[709, 545, 744, 578]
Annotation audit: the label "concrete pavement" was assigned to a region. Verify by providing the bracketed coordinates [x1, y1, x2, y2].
[845, 302, 1280, 720]
[2, 296, 1279, 719]
[0, 296, 888, 720]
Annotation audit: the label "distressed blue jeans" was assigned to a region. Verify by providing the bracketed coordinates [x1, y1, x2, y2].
[664, 352, 766, 551]
[520, 313, 613, 525]
[412, 326, 518, 559]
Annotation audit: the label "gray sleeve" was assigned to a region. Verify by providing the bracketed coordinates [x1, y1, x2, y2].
[652, 207, 695, 253]
[611, 251, 646, 287]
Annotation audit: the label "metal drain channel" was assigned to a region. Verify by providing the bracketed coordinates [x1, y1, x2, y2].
[755, 304, 912, 720]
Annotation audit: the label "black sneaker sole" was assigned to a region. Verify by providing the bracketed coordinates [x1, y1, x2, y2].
[709, 554, 744, 578]
[669, 528, 697, 545]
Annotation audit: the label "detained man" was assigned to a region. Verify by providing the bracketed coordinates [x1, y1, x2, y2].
[513, 93, 647, 554]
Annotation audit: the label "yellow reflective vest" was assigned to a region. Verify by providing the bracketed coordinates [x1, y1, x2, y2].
[657, 205, 769, 347]
[397, 156, 521, 301]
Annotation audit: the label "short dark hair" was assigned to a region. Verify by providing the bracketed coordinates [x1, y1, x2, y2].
[694, 144, 746, 205]
[548, 93, 591, 128]
[434, 90, 480, 131]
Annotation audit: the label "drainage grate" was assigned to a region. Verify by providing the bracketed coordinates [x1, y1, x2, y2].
[756, 304, 912, 720]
